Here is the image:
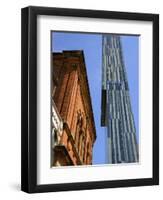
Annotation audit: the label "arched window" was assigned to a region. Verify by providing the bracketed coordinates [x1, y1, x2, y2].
[75, 121, 80, 147]
[75, 110, 83, 150]
[82, 136, 85, 162]
[78, 130, 83, 155]
[53, 129, 58, 146]
[86, 142, 90, 164]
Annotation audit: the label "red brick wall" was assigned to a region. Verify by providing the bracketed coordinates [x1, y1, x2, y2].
[52, 51, 96, 166]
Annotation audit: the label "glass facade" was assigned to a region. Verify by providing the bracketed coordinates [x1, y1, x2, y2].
[101, 35, 139, 164]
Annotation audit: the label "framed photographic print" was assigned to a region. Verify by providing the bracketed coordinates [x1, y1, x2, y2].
[21, 6, 159, 193]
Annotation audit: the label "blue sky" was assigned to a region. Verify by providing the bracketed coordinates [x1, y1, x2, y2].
[52, 32, 139, 165]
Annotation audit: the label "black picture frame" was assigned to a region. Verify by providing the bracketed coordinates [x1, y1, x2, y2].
[21, 6, 159, 193]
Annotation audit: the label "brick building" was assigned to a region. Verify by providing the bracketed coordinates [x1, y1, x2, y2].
[51, 50, 96, 166]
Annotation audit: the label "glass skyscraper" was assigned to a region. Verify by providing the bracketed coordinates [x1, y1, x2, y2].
[101, 35, 139, 164]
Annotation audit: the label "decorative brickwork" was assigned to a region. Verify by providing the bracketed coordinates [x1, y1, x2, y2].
[52, 50, 96, 166]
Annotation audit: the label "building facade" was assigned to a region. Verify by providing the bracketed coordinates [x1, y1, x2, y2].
[51, 50, 96, 166]
[101, 35, 139, 164]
